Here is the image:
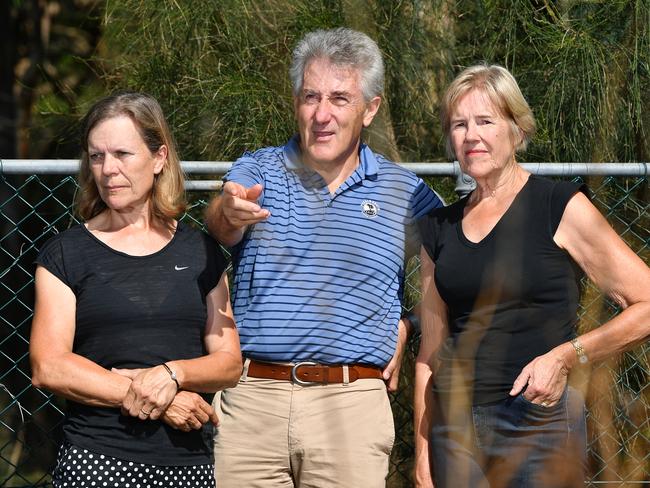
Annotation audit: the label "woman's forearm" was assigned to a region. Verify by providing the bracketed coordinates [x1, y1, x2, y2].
[31, 351, 131, 407]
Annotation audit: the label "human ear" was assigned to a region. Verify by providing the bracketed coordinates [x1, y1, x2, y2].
[153, 145, 167, 174]
[362, 96, 382, 127]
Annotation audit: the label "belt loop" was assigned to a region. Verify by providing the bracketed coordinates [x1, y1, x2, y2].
[342, 365, 350, 386]
[241, 358, 251, 382]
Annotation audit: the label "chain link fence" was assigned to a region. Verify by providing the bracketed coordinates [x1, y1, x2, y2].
[1, 163, 648, 487]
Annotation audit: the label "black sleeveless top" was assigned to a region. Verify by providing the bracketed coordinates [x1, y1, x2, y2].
[36, 222, 226, 465]
[419, 175, 587, 405]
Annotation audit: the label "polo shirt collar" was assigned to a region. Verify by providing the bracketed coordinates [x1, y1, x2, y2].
[283, 135, 379, 180]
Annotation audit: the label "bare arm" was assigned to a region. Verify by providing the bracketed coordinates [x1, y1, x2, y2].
[511, 192, 650, 404]
[414, 248, 449, 488]
[31, 266, 226, 430]
[155, 271, 241, 429]
[168, 270, 242, 391]
[30, 266, 131, 407]
[205, 181, 269, 247]
[117, 271, 242, 420]
[382, 317, 410, 392]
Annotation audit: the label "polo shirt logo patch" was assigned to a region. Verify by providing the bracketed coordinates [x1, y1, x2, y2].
[361, 200, 380, 218]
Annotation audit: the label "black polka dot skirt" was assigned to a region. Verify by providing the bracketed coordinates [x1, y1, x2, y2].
[52, 442, 215, 488]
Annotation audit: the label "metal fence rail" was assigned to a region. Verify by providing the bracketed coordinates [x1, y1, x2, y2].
[2, 160, 649, 175]
[1, 162, 648, 487]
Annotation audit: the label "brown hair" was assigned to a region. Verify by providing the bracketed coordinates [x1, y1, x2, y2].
[441, 64, 536, 159]
[76, 91, 186, 226]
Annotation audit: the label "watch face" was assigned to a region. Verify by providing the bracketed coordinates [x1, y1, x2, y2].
[579, 355, 588, 364]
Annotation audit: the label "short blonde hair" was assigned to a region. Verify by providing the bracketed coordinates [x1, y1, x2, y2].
[441, 64, 536, 159]
[76, 92, 186, 227]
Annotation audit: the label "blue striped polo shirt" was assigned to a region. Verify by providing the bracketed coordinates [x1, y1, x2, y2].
[226, 136, 443, 367]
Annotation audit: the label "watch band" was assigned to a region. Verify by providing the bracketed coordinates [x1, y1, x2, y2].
[570, 338, 588, 364]
[161, 363, 180, 388]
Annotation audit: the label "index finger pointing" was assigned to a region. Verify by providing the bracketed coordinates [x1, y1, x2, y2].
[222, 181, 247, 198]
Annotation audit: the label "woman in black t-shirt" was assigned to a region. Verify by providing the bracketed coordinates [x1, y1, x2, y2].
[414, 65, 650, 488]
[30, 92, 242, 487]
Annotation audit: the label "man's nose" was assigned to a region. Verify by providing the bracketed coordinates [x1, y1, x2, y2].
[314, 98, 332, 123]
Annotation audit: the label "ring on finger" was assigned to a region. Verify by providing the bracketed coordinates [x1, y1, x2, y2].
[541, 401, 549, 407]
[140, 408, 152, 416]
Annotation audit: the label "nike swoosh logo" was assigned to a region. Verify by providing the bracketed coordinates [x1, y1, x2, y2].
[174, 265, 189, 271]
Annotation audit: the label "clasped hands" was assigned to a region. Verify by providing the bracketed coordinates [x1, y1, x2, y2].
[112, 365, 218, 432]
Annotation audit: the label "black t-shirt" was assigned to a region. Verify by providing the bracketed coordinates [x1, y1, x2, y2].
[36, 221, 227, 465]
[419, 175, 587, 405]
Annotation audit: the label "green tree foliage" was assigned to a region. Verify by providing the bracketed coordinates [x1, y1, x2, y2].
[448, 0, 650, 164]
[99, 1, 650, 197]
[102, 0, 347, 160]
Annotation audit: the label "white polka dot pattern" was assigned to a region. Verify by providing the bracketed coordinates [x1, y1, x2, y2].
[52, 443, 215, 488]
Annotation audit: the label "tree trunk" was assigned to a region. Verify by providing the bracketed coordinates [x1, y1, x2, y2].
[16, 0, 47, 158]
[342, 0, 401, 162]
[0, 1, 16, 158]
[417, 0, 455, 157]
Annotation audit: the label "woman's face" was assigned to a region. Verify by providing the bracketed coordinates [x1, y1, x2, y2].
[449, 89, 518, 180]
[87, 115, 166, 213]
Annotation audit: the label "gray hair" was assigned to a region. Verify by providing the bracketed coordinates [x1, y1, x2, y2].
[289, 27, 384, 101]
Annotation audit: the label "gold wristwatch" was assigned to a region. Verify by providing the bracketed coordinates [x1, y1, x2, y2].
[570, 338, 588, 364]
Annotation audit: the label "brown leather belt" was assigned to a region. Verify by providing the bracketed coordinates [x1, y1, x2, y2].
[247, 360, 383, 385]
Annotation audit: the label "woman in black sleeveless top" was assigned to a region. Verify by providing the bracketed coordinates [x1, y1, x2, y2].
[414, 65, 650, 488]
[30, 92, 242, 487]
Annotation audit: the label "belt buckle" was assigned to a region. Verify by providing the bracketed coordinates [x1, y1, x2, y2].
[291, 361, 318, 386]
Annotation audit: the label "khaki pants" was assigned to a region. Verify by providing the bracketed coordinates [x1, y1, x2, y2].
[213, 363, 395, 488]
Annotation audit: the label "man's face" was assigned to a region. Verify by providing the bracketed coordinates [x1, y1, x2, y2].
[294, 58, 380, 170]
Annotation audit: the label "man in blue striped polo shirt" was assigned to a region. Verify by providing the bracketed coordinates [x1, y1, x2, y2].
[206, 27, 443, 487]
